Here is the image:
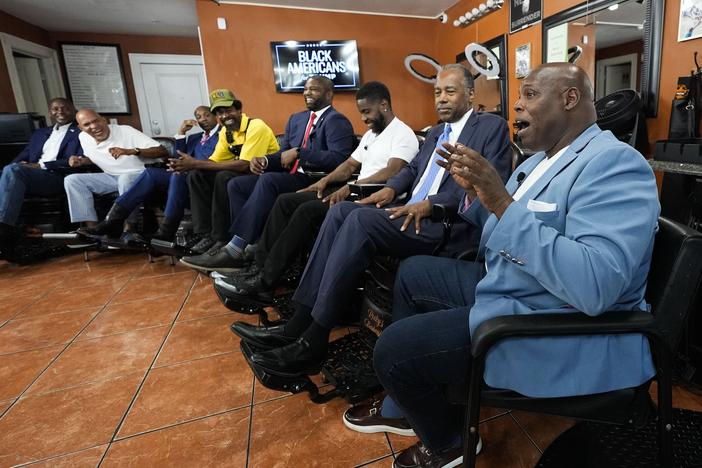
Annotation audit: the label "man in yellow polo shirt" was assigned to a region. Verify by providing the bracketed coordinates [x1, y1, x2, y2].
[170, 89, 279, 254]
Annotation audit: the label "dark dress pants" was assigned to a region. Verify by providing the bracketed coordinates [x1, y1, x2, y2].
[187, 169, 237, 240]
[0, 164, 65, 226]
[115, 168, 192, 223]
[374, 255, 483, 453]
[291, 201, 446, 329]
[226, 172, 309, 243]
[255, 191, 329, 286]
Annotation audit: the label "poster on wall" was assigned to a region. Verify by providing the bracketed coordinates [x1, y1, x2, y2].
[515, 43, 531, 79]
[510, 0, 542, 34]
[546, 23, 569, 63]
[678, 0, 702, 42]
[60, 43, 130, 114]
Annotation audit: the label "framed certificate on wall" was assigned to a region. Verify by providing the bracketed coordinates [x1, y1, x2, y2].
[59, 42, 131, 114]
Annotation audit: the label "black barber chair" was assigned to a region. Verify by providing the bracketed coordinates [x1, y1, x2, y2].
[455, 217, 702, 468]
[241, 142, 526, 403]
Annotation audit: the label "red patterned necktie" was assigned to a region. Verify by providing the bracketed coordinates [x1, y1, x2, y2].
[290, 111, 316, 174]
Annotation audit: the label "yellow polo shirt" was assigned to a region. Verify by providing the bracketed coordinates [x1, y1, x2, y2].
[209, 113, 279, 162]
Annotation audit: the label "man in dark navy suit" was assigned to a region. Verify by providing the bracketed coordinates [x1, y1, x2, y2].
[0, 98, 82, 245]
[81, 105, 220, 242]
[180, 75, 357, 272]
[236, 65, 512, 376]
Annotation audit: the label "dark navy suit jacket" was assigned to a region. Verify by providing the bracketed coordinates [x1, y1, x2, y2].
[385, 111, 512, 250]
[12, 123, 83, 170]
[266, 107, 356, 173]
[175, 130, 219, 160]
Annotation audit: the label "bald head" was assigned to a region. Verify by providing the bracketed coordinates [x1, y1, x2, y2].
[530, 63, 594, 102]
[514, 63, 597, 156]
[76, 109, 110, 142]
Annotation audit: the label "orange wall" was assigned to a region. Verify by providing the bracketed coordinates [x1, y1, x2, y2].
[195, 1, 439, 134]
[48, 32, 200, 130]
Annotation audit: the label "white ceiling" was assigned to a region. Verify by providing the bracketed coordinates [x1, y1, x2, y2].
[0, 0, 460, 37]
[218, 0, 460, 18]
[0, 0, 201, 37]
[572, 1, 647, 48]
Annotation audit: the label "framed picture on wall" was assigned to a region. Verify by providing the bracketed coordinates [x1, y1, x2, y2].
[678, 0, 702, 42]
[515, 43, 531, 79]
[59, 42, 131, 114]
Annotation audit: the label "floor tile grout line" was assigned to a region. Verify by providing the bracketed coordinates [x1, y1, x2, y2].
[110, 405, 252, 443]
[12, 443, 108, 467]
[107, 273, 198, 445]
[245, 371, 257, 468]
[508, 412, 545, 455]
[354, 452, 395, 467]
[480, 409, 512, 424]
[0, 266, 142, 423]
[0, 284, 59, 329]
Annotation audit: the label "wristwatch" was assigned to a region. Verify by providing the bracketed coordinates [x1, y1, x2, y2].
[133, 148, 141, 155]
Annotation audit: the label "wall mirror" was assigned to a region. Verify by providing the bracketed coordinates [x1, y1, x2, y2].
[457, 34, 509, 120]
[542, 0, 664, 117]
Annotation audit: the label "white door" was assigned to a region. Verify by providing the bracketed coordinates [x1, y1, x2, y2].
[14, 56, 50, 122]
[129, 54, 208, 137]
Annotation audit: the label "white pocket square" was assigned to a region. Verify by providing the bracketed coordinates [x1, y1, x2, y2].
[527, 200, 558, 212]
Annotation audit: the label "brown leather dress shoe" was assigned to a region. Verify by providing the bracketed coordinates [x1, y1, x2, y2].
[393, 439, 482, 468]
[342, 398, 415, 436]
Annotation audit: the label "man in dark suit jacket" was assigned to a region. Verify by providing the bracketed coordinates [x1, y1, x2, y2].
[180, 75, 357, 272]
[82, 105, 220, 241]
[236, 65, 512, 376]
[0, 98, 82, 244]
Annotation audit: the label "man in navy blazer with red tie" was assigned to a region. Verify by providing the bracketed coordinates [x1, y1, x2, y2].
[0, 98, 82, 246]
[180, 75, 357, 272]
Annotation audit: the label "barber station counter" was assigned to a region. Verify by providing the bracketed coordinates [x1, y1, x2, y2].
[649, 160, 702, 177]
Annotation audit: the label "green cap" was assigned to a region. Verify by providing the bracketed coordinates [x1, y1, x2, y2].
[209, 89, 237, 111]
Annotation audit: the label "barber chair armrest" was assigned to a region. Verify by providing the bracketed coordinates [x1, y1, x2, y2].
[430, 203, 459, 223]
[471, 310, 659, 358]
[348, 182, 386, 199]
[305, 171, 327, 182]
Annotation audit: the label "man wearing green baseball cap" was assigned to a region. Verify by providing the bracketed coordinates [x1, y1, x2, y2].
[167, 88, 280, 254]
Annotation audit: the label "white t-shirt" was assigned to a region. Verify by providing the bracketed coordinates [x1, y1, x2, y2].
[79, 124, 161, 175]
[350, 117, 418, 180]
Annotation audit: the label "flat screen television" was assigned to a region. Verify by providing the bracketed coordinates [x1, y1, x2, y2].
[270, 40, 360, 93]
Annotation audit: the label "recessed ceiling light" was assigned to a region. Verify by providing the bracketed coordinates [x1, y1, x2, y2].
[608, 4, 619, 11]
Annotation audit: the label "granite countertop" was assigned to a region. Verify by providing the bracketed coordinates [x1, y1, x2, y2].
[648, 160, 702, 176]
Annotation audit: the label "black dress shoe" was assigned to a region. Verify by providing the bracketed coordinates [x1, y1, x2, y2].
[248, 337, 326, 376]
[80, 204, 129, 238]
[230, 321, 296, 350]
[217, 272, 274, 302]
[394, 439, 482, 468]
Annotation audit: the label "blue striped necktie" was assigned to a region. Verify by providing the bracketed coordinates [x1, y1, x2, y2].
[408, 124, 452, 204]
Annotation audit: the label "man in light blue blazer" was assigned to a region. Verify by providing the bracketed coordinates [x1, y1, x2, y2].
[371, 63, 661, 468]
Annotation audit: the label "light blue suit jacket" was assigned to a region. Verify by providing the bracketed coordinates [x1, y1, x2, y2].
[461, 124, 660, 398]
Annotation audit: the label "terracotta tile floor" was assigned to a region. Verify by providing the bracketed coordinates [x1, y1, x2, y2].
[1, 252, 701, 467]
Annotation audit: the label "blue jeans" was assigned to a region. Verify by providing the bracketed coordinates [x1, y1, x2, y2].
[115, 168, 189, 221]
[0, 163, 65, 225]
[373, 255, 483, 452]
[63, 172, 142, 223]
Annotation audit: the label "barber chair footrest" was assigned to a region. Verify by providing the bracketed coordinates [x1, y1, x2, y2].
[241, 341, 341, 403]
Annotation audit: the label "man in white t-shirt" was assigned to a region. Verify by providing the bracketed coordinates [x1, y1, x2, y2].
[211, 81, 419, 303]
[64, 109, 167, 231]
